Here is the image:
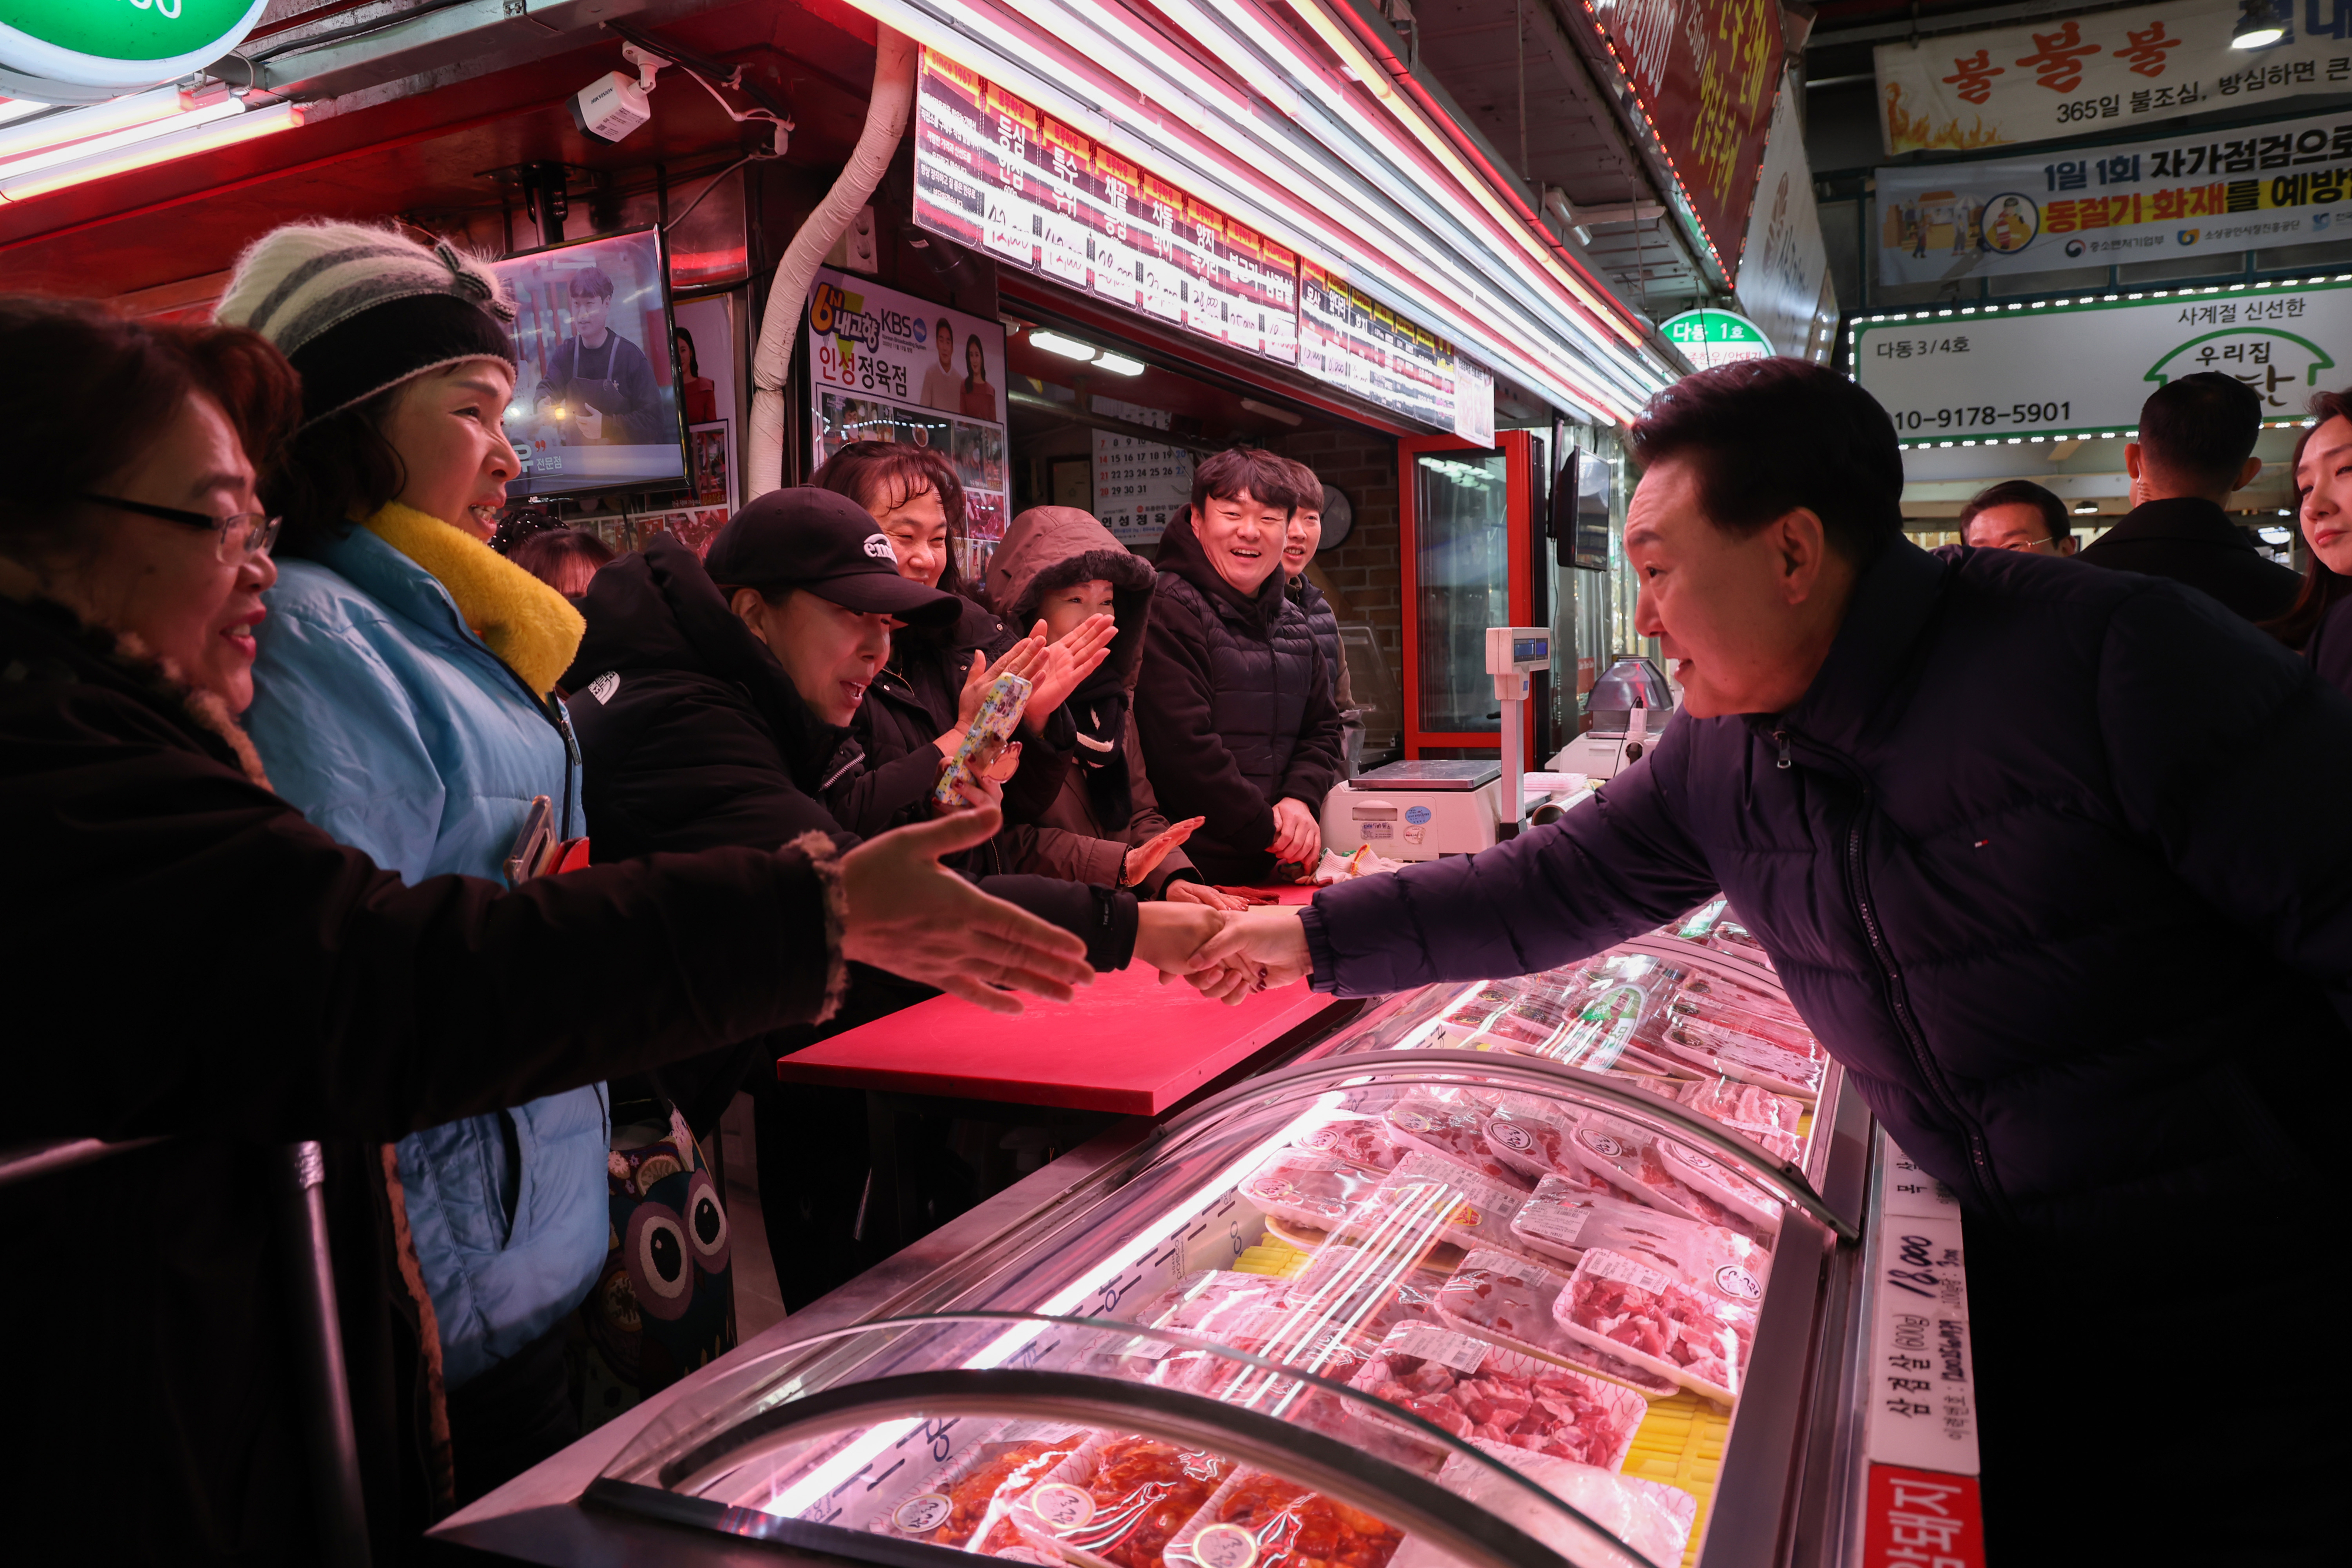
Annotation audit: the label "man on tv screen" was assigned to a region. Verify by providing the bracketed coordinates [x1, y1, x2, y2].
[535, 263, 662, 445]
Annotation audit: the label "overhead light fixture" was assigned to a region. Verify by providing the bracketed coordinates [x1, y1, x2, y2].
[1030, 329, 1100, 361]
[1094, 350, 1147, 376]
[2233, 1, 2288, 49]
[2072, 502, 2100, 514]
[2260, 525, 2293, 543]
[0, 84, 197, 166]
[0, 101, 303, 205]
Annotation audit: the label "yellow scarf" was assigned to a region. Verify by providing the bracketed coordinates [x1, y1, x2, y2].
[362, 502, 584, 698]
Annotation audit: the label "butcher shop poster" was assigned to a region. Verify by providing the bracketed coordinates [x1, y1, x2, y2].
[1733, 85, 1835, 363]
[1850, 275, 2352, 443]
[804, 265, 1010, 578]
[1876, 0, 2352, 155]
[1876, 103, 2352, 285]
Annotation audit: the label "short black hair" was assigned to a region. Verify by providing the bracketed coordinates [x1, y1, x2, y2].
[1958, 479, 2068, 544]
[567, 265, 614, 300]
[1629, 359, 1905, 563]
[2138, 370, 2261, 492]
[1191, 447, 1316, 516]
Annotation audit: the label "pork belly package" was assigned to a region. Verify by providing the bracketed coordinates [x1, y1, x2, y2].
[1553, 1246, 1760, 1405]
[1335, 1152, 1532, 1262]
[1345, 1322, 1646, 1471]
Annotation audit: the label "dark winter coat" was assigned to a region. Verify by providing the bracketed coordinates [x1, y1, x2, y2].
[1287, 571, 1360, 774]
[1134, 513, 1345, 882]
[2077, 495, 2301, 621]
[983, 505, 1198, 894]
[2301, 591, 2352, 702]
[564, 536, 1139, 1005]
[1302, 539, 2342, 1243]
[0, 591, 843, 1564]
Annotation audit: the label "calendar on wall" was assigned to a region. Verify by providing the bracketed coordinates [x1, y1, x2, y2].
[1091, 397, 1195, 546]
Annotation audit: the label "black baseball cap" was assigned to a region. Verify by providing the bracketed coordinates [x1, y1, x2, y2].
[704, 487, 961, 627]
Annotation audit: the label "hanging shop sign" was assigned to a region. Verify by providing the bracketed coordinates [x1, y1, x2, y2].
[1585, 0, 1785, 269]
[0, 1, 266, 104]
[1875, 0, 2352, 157]
[1850, 276, 2352, 442]
[1735, 85, 1834, 364]
[1876, 105, 2352, 286]
[1661, 308, 1775, 369]
[913, 51, 1298, 366]
[806, 265, 1011, 574]
[913, 48, 1491, 439]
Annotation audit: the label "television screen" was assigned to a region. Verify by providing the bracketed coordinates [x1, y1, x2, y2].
[490, 227, 685, 499]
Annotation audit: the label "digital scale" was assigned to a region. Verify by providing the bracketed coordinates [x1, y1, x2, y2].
[1549, 654, 1677, 782]
[1319, 628, 1593, 861]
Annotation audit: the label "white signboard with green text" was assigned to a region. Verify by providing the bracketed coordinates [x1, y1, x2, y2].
[1851, 279, 2348, 442]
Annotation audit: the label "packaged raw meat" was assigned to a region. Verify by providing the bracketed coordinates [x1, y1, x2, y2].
[1345, 1323, 1646, 1470]
[1285, 1243, 1445, 1342]
[1657, 1018, 1824, 1101]
[1381, 1094, 1534, 1190]
[1474, 955, 1690, 1075]
[1673, 1076, 1805, 1163]
[1242, 1148, 1385, 1231]
[1164, 1467, 1404, 1568]
[1667, 986, 1822, 1059]
[1553, 1248, 1759, 1405]
[1477, 1098, 1579, 1182]
[1007, 1433, 1235, 1568]
[1389, 1440, 1697, 1568]
[1512, 1179, 1772, 1290]
[1335, 1153, 1531, 1265]
[1430, 1248, 1571, 1357]
[1082, 1271, 1294, 1383]
[1298, 1116, 1408, 1176]
[1654, 1136, 1783, 1235]
[871, 1423, 1093, 1552]
[1561, 1113, 1729, 1226]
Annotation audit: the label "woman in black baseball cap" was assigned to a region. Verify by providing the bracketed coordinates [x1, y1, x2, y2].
[564, 488, 1230, 1304]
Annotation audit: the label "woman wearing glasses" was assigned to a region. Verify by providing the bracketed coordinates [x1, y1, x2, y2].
[0, 293, 1093, 1562]
[214, 222, 606, 1502]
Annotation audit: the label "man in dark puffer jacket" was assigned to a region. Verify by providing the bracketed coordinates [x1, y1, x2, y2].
[1135, 449, 1344, 882]
[1194, 360, 2347, 1562]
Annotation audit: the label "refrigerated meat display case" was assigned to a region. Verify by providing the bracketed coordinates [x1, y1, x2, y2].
[436, 904, 1980, 1568]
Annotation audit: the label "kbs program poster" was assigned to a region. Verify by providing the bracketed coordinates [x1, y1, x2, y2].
[805, 266, 1010, 577]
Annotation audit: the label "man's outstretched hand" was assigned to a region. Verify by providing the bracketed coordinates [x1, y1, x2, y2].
[838, 808, 1094, 1014]
[1180, 906, 1314, 1002]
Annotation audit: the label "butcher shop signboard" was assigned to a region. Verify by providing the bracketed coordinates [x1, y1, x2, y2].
[1850, 276, 2352, 443]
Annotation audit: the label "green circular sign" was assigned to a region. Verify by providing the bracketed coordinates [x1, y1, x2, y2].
[1, 2, 266, 105]
[1661, 308, 1775, 370]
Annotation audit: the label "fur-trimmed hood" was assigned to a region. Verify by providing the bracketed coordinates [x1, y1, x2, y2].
[985, 506, 1157, 692]
[0, 593, 270, 787]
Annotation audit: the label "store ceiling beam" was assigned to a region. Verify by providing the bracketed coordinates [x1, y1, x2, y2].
[243, 0, 721, 102]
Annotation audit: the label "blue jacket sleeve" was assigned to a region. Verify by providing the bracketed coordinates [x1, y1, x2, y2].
[1302, 724, 1720, 995]
[246, 602, 447, 885]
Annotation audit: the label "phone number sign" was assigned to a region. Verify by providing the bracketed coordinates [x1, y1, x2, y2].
[1850, 277, 2352, 440]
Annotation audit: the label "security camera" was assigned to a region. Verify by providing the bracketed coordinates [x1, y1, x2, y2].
[571, 44, 666, 143]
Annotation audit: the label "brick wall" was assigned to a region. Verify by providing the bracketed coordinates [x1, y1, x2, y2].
[1271, 427, 1401, 666]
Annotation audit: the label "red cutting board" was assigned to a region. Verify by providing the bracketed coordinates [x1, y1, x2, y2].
[773, 885, 1327, 1114]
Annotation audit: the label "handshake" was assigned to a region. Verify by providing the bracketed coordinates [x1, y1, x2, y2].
[1132, 899, 1314, 1004]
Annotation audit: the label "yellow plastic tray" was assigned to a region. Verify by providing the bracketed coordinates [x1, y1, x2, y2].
[1622, 1390, 1732, 1567]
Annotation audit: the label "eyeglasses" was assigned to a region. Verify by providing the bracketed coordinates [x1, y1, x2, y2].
[81, 493, 280, 562]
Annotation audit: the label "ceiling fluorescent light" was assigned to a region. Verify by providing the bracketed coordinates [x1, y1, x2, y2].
[0, 102, 303, 205]
[1030, 329, 1101, 361]
[0, 85, 193, 167]
[1094, 350, 1147, 375]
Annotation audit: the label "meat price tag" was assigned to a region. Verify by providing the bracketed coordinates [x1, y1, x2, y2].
[1882, 1144, 1963, 1219]
[1514, 1201, 1592, 1248]
[1861, 1466, 1983, 1568]
[893, 1495, 953, 1533]
[1863, 1136, 1978, 1474]
[1384, 1321, 1492, 1372]
[1192, 1523, 1260, 1568]
[1031, 1482, 1096, 1529]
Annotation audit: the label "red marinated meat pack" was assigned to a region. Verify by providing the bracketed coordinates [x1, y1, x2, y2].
[874, 1425, 1092, 1552]
[1346, 1324, 1645, 1470]
[1164, 1469, 1404, 1568]
[1009, 1434, 1235, 1568]
[1554, 1248, 1759, 1404]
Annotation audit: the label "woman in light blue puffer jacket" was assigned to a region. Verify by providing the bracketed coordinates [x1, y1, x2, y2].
[218, 222, 608, 1502]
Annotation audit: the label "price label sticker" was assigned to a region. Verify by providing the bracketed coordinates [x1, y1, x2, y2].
[1387, 1322, 1491, 1373]
[893, 1495, 953, 1534]
[1031, 1482, 1095, 1530]
[1193, 1523, 1260, 1568]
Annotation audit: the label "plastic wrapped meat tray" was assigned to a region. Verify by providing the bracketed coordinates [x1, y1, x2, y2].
[1658, 1017, 1823, 1102]
[1241, 1149, 1384, 1232]
[1285, 1242, 1446, 1342]
[1565, 1114, 1779, 1239]
[1084, 1271, 1292, 1385]
[1297, 1116, 1407, 1177]
[868, 1422, 1093, 1554]
[1162, 1467, 1403, 1568]
[1388, 1440, 1698, 1568]
[1512, 1175, 1772, 1288]
[1334, 1153, 1532, 1268]
[1345, 1323, 1646, 1470]
[1554, 1248, 1759, 1406]
[1672, 1077, 1804, 1164]
[1428, 1246, 1677, 1399]
[1007, 1433, 1235, 1568]
[1381, 1094, 1534, 1190]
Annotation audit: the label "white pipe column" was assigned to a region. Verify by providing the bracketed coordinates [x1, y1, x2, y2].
[746, 24, 918, 497]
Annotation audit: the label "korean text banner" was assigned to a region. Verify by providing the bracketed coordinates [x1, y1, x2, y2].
[1591, 0, 1784, 266]
[1876, 0, 2352, 156]
[1876, 104, 2352, 284]
[1735, 84, 1834, 362]
[805, 266, 1011, 577]
[1850, 278, 2348, 441]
